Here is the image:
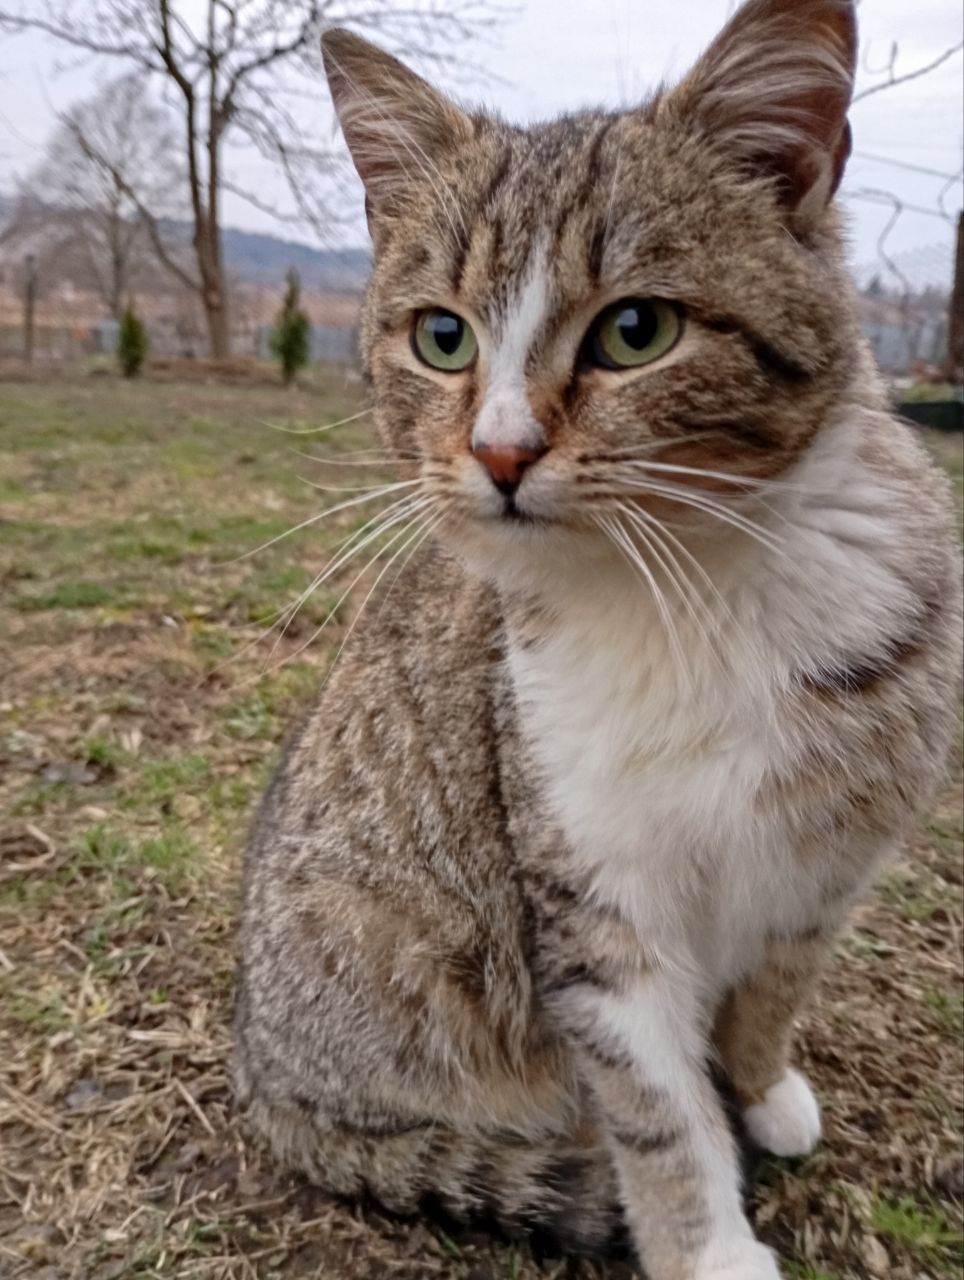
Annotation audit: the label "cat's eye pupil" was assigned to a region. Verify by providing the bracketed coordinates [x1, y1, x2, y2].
[430, 313, 462, 355]
[585, 296, 682, 370]
[616, 305, 657, 351]
[413, 308, 477, 371]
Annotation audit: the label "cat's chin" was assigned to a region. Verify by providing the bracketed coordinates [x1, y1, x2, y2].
[445, 513, 560, 569]
[443, 512, 616, 593]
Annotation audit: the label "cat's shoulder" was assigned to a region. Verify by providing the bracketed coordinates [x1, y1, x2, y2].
[258, 542, 502, 808]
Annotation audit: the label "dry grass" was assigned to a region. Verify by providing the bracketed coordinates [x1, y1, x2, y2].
[0, 376, 961, 1280]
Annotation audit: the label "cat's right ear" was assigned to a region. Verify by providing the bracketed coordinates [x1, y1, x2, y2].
[322, 30, 473, 229]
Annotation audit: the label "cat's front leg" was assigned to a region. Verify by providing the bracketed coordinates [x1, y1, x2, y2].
[713, 927, 833, 1160]
[552, 973, 780, 1280]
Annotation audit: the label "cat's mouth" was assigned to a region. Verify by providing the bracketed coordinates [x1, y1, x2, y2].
[454, 456, 565, 530]
[501, 496, 548, 526]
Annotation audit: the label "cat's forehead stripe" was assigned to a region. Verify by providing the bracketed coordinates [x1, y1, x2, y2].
[472, 244, 553, 453]
[491, 242, 552, 357]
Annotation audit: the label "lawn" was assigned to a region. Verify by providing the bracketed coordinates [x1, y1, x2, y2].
[0, 374, 961, 1280]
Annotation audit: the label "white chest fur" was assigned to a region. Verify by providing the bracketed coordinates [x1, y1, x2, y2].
[508, 581, 796, 987]
[502, 423, 915, 991]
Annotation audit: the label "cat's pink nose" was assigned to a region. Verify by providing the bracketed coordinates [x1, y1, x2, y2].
[472, 442, 547, 496]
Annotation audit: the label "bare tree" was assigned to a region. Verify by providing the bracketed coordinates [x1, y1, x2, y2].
[14, 75, 186, 319]
[0, 1, 500, 358]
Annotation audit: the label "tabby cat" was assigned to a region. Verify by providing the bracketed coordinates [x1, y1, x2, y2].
[234, 2, 963, 1275]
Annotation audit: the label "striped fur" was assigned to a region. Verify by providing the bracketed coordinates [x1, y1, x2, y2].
[236, 2, 963, 1276]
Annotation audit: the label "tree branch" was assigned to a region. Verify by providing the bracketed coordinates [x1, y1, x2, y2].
[854, 41, 964, 103]
[220, 3, 320, 120]
[219, 177, 317, 224]
[68, 121, 201, 292]
[155, 0, 193, 95]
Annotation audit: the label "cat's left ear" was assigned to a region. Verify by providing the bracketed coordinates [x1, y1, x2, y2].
[666, 0, 857, 227]
[322, 29, 473, 229]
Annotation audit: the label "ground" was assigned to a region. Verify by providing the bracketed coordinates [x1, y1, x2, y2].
[0, 373, 961, 1280]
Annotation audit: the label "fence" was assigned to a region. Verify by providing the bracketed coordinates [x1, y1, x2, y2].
[861, 314, 949, 375]
[0, 323, 88, 361]
[255, 323, 358, 365]
[0, 320, 360, 367]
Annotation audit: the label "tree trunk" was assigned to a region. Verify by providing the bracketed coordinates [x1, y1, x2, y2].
[109, 200, 124, 321]
[191, 202, 230, 359]
[193, 215, 229, 358]
[947, 211, 963, 385]
[203, 40, 230, 363]
[165, 8, 231, 363]
[204, 282, 230, 360]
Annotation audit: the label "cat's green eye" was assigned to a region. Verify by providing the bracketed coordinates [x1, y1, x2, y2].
[584, 298, 681, 371]
[413, 309, 478, 372]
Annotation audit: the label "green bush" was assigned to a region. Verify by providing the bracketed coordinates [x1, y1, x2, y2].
[270, 268, 311, 386]
[117, 305, 149, 378]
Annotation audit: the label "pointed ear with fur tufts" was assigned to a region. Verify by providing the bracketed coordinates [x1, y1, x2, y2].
[321, 29, 473, 229]
[667, 0, 857, 228]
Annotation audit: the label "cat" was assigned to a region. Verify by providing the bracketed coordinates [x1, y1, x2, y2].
[233, 1, 963, 1275]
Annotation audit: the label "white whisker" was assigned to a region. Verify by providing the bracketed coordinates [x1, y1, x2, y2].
[289, 449, 415, 468]
[219, 492, 431, 680]
[645, 484, 788, 556]
[374, 503, 450, 626]
[612, 458, 804, 494]
[257, 407, 373, 437]
[595, 512, 691, 687]
[620, 502, 763, 667]
[274, 493, 427, 620]
[296, 476, 413, 495]
[584, 433, 717, 460]
[232, 480, 422, 563]
[617, 502, 721, 665]
[610, 478, 787, 557]
[324, 509, 448, 686]
[275, 505, 442, 679]
[262, 495, 433, 666]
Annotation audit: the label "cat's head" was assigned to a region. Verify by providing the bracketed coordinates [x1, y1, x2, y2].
[322, 0, 860, 582]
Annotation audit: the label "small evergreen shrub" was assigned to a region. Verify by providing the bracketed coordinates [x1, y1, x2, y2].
[270, 268, 311, 385]
[118, 304, 149, 378]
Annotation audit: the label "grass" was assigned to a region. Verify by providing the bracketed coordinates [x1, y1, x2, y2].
[0, 373, 961, 1280]
[15, 579, 122, 611]
[869, 1194, 964, 1267]
[922, 988, 964, 1041]
[901, 381, 961, 403]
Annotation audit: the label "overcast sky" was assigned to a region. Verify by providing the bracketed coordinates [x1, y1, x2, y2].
[1, 0, 961, 285]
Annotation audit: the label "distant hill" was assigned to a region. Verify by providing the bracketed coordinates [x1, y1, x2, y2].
[0, 191, 370, 294]
[154, 217, 371, 293]
[220, 227, 370, 293]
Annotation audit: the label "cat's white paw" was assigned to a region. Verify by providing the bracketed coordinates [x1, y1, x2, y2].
[744, 1068, 821, 1158]
[696, 1237, 781, 1279]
